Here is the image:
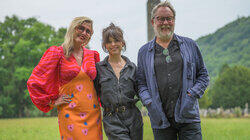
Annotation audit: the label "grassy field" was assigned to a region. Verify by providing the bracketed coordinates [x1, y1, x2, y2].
[0, 117, 249, 140]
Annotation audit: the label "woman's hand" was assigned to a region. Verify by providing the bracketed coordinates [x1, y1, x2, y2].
[54, 94, 72, 107]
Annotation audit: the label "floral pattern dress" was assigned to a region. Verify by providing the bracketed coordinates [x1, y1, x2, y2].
[27, 46, 103, 140]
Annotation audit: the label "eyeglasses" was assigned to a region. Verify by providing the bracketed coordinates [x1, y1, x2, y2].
[155, 16, 175, 23]
[76, 25, 91, 35]
[163, 48, 172, 63]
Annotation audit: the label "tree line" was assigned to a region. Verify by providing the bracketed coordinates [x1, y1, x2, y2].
[0, 15, 66, 118]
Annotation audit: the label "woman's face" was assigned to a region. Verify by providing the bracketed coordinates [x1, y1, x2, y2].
[105, 37, 123, 56]
[73, 22, 92, 47]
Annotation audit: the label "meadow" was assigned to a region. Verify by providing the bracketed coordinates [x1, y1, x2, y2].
[0, 117, 249, 140]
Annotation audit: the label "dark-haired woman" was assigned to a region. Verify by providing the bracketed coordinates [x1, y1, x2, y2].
[95, 23, 143, 140]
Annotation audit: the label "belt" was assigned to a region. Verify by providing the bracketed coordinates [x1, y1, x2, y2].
[104, 104, 135, 116]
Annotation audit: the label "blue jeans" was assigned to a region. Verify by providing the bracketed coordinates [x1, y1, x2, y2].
[153, 118, 202, 140]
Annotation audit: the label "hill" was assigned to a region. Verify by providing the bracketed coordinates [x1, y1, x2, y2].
[196, 16, 250, 80]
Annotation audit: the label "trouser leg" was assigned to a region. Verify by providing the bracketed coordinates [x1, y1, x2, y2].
[178, 122, 202, 140]
[130, 127, 143, 140]
[153, 126, 178, 140]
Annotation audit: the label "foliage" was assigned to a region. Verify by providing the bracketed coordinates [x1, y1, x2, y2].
[0, 15, 66, 118]
[233, 107, 242, 118]
[197, 16, 250, 109]
[198, 89, 212, 109]
[197, 16, 250, 81]
[209, 65, 250, 109]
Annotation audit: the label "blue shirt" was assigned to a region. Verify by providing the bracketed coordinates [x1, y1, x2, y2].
[136, 34, 209, 129]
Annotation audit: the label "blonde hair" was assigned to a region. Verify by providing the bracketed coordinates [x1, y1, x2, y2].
[62, 16, 93, 58]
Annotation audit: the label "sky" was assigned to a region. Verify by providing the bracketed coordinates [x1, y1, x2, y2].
[1, 0, 250, 63]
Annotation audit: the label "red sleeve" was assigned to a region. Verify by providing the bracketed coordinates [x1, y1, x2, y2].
[94, 51, 100, 63]
[27, 46, 63, 113]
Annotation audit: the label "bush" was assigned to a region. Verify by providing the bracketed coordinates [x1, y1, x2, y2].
[233, 107, 242, 117]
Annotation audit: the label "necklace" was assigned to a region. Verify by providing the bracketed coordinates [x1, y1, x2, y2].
[73, 50, 84, 66]
[108, 58, 126, 80]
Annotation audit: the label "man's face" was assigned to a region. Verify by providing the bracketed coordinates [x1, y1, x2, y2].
[152, 6, 175, 40]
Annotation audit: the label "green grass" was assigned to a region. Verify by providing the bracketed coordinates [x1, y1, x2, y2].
[0, 117, 249, 140]
[201, 118, 250, 140]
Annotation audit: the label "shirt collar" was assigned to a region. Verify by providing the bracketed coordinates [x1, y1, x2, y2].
[149, 33, 182, 52]
[99, 55, 133, 68]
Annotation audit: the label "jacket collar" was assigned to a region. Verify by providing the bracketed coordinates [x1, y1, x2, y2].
[148, 33, 183, 52]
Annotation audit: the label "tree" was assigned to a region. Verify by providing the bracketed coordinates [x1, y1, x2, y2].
[0, 15, 66, 118]
[197, 16, 250, 83]
[199, 89, 212, 109]
[209, 65, 250, 109]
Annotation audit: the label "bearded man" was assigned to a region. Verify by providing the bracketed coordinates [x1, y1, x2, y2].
[136, 1, 209, 140]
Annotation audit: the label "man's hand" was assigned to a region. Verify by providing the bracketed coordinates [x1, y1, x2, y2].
[187, 92, 192, 97]
[146, 102, 152, 107]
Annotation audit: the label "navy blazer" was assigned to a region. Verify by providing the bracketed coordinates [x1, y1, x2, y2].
[136, 34, 209, 129]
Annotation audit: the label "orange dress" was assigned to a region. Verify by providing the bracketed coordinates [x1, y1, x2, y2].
[27, 46, 102, 140]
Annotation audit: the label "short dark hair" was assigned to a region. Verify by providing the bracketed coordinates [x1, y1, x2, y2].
[102, 23, 126, 53]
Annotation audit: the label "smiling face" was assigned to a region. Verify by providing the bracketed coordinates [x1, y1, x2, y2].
[73, 22, 92, 47]
[105, 37, 124, 56]
[152, 6, 175, 40]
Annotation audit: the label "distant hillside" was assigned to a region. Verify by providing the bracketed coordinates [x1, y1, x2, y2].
[197, 16, 250, 80]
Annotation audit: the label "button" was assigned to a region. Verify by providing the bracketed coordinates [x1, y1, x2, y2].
[168, 74, 171, 76]
[171, 101, 174, 104]
[169, 87, 172, 89]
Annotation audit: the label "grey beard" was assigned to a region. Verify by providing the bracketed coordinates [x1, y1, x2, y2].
[154, 25, 174, 39]
[159, 31, 173, 41]
[154, 28, 174, 41]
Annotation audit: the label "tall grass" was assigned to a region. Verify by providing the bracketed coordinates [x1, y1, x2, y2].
[0, 117, 249, 140]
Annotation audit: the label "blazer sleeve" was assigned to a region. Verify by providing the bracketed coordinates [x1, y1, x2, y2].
[136, 49, 152, 106]
[27, 46, 63, 113]
[187, 42, 210, 98]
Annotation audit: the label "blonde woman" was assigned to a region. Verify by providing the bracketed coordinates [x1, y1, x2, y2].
[27, 16, 103, 140]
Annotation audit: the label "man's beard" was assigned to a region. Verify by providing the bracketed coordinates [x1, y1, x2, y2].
[154, 25, 174, 40]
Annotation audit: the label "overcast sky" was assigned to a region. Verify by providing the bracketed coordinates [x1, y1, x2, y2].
[1, 0, 250, 63]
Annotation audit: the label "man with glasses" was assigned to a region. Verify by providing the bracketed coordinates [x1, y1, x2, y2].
[137, 1, 209, 139]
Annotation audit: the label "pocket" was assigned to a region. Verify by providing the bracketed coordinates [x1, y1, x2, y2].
[124, 76, 136, 86]
[182, 94, 198, 118]
[122, 76, 136, 97]
[147, 102, 162, 126]
[99, 77, 112, 83]
[99, 77, 112, 92]
[187, 61, 194, 80]
[124, 108, 143, 130]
